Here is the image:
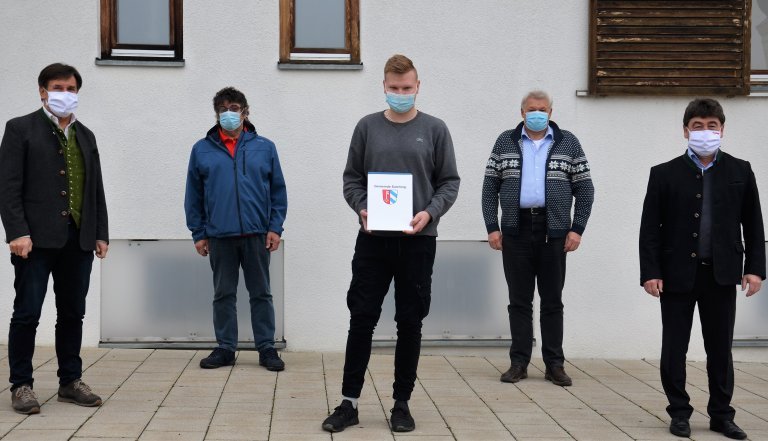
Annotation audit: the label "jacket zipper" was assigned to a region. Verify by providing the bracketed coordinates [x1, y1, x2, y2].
[233, 153, 244, 235]
[212, 135, 245, 235]
[543, 135, 561, 244]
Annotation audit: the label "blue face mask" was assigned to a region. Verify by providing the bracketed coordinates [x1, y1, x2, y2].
[525, 111, 549, 132]
[386, 93, 416, 114]
[219, 111, 242, 131]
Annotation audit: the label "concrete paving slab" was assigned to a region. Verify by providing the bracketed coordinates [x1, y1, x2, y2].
[0, 347, 766, 440]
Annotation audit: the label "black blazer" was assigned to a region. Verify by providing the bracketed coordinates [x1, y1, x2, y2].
[0, 109, 108, 251]
[640, 152, 765, 292]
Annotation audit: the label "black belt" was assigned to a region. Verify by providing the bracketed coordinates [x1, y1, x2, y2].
[520, 207, 546, 216]
[699, 258, 712, 266]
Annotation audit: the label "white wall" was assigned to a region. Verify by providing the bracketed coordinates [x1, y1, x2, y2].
[0, 0, 766, 361]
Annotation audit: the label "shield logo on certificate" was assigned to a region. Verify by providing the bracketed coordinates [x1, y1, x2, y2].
[382, 189, 398, 205]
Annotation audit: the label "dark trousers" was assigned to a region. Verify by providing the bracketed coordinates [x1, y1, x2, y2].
[208, 234, 275, 352]
[8, 223, 94, 388]
[501, 212, 566, 368]
[342, 232, 436, 401]
[660, 262, 736, 421]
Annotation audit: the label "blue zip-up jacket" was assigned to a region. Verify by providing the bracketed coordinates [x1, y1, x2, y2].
[184, 121, 287, 242]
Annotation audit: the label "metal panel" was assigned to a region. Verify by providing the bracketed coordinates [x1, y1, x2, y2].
[373, 241, 512, 344]
[733, 242, 768, 345]
[100, 240, 283, 348]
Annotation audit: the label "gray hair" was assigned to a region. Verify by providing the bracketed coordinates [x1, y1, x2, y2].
[520, 90, 553, 109]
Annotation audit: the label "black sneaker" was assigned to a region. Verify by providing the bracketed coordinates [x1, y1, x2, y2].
[322, 399, 359, 432]
[199, 348, 235, 369]
[390, 401, 415, 432]
[258, 347, 285, 371]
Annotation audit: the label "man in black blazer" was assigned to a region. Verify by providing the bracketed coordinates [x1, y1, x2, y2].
[0, 63, 108, 414]
[640, 98, 765, 440]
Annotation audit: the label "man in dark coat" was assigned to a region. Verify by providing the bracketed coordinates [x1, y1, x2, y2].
[640, 98, 765, 440]
[0, 63, 108, 414]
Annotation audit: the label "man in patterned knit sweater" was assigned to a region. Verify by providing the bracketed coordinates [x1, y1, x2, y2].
[482, 90, 594, 387]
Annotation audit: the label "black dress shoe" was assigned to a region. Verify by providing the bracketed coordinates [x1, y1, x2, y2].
[500, 364, 527, 383]
[669, 417, 691, 437]
[710, 419, 747, 440]
[545, 365, 572, 386]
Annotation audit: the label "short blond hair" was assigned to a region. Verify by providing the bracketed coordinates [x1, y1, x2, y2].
[384, 54, 418, 78]
[520, 90, 553, 109]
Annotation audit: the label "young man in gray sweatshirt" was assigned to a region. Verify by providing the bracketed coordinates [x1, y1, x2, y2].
[322, 54, 460, 434]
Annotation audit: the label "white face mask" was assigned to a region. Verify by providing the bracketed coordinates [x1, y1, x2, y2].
[46, 91, 78, 117]
[688, 129, 721, 157]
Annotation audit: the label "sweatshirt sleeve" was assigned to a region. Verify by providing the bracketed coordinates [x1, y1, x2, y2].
[342, 122, 368, 214]
[424, 122, 460, 222]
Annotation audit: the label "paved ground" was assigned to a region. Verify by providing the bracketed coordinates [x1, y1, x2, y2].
[0, 347, 766, 440]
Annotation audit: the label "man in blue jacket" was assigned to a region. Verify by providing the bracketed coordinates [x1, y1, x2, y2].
[185, 87, 287, 371]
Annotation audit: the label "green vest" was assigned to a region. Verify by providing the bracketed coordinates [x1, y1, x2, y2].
[49, 118, 85, 227]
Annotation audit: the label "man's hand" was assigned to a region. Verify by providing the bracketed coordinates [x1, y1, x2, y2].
[266, 232, 281, 252]
[488, 231, 502, 251]
[359, 209, 369, 232]
[742, 274, 762, 297]
[9, 237, 33, 259]
[95, 240, 109, 259]
[564, 232, 582, 252]
[643, 279, 664, 297]
[404, 211, 431, 235]
[195, 239, 209, 257]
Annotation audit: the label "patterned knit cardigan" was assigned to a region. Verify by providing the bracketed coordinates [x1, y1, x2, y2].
[482, 121, 594, 239]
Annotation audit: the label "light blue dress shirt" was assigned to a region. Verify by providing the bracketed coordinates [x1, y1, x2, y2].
[687, 147, 718, 172]
[520, 126, 554, 208]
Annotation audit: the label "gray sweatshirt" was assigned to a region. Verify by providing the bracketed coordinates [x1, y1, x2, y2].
[343, 111, 460, 236]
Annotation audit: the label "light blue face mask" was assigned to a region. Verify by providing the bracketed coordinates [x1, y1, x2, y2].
[525, 111, 549, 132]
[219, 111, 242, 131]
[386, 93, 416, 114]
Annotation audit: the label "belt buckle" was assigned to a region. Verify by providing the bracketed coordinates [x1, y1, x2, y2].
[530, 207, 543, 215]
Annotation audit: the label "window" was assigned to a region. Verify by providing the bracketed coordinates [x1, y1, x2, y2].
[752, 0, 768, 91]
[279, 0, 360, 67]
[99, 0, 183, 63]
[588, 0, 751, 96]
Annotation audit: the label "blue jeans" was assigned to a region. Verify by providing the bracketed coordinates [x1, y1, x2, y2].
[208, 235, 275, 352]
[8, 222, 94, 388]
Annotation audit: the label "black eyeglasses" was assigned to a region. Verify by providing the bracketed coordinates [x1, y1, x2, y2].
[217, 104, 243, 114]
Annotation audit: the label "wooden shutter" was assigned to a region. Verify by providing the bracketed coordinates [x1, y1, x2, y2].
[589, 0, 751, 96]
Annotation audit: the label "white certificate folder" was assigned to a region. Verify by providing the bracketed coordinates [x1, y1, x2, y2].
[367, 172, 413, 231]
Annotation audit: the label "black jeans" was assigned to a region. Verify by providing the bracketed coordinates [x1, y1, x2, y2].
[8, 223, 94, 388]
[501, 212, 566, 368]
[660, 262, 736, 421]
[342, 232, 436, 401]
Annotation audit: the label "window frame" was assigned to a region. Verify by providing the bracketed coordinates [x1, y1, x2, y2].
[750, 0, 768, 91]
[99, 0, 184, 62]
[279, 0, 360, 66]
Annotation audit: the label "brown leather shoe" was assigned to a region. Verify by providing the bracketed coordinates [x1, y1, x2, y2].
[500, 364, 527, 383]
[545, 365, 572, 386]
